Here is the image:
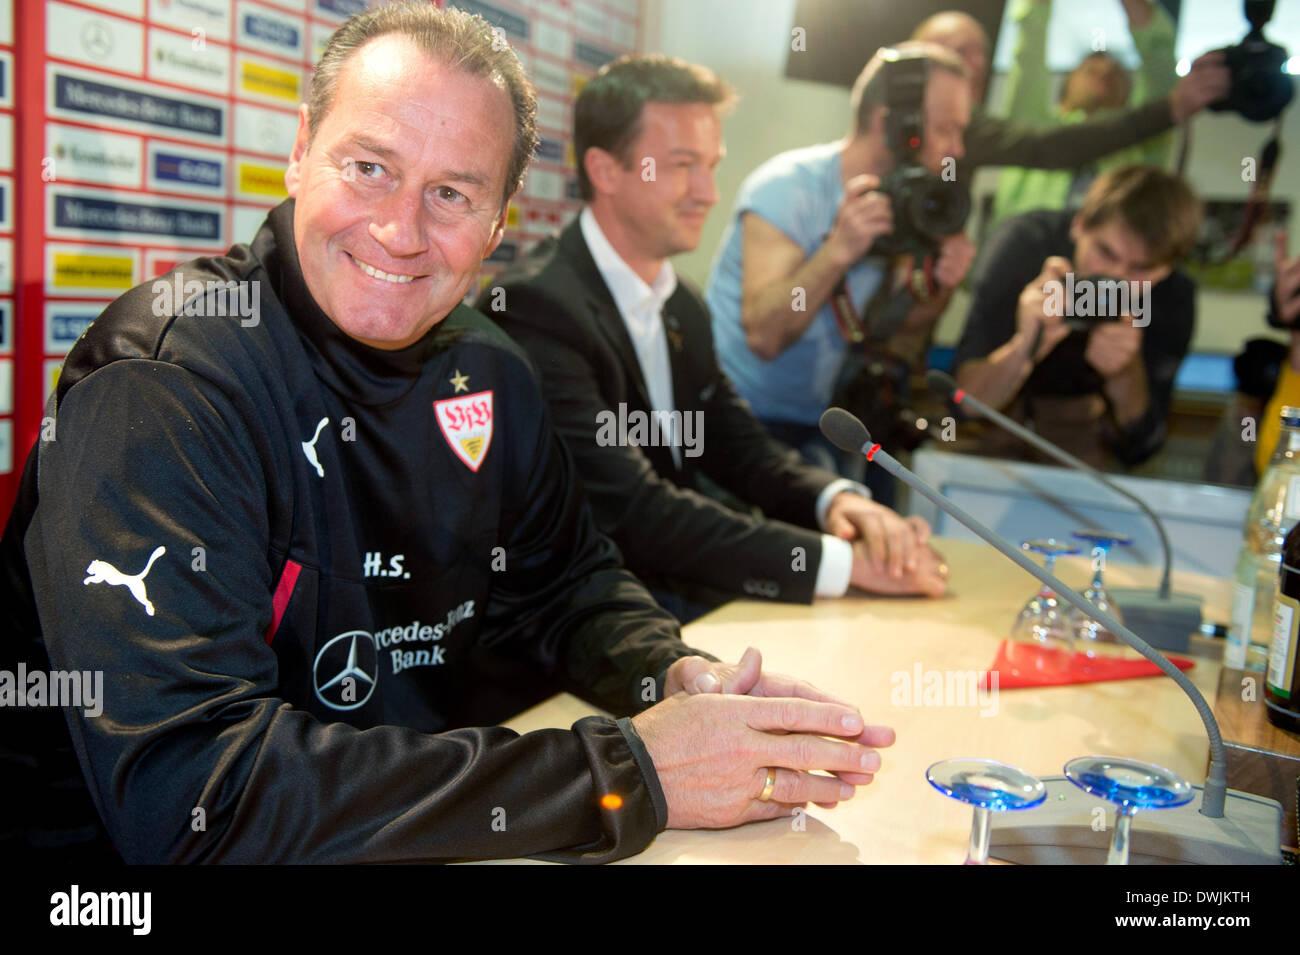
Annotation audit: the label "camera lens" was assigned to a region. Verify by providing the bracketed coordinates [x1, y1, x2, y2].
[1229, 39, 1294, 122]
[1240, 69, 1293, 121]
[910, 179, 971, 238]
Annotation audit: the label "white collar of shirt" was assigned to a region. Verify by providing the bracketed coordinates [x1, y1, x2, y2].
[580, 206, 677, 316]
[580, 207, 683, 468]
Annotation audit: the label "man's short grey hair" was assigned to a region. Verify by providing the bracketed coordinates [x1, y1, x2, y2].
[849, 41, 968, 135]
[308, 1, 538, 206]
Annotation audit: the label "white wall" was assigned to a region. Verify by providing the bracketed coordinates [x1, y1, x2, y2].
[644, 0, 1297, 357]
[641, 0, 850, 290]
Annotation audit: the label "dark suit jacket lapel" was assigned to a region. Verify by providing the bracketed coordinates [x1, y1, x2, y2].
[557, 221, 654, 413]
[660, 300, 687, 393]
[657, 300, 694, 479]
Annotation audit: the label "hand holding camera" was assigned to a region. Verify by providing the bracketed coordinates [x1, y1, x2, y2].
[1084, 319, 1143, 379]
[933, 233, 976, 289]
[1169, 50, 1232, 123]
[1017, 256, 1073, 363]
[827, 174, 894, 269]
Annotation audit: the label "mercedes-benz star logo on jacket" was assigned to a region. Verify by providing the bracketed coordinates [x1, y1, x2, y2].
[313, 630, 378, 711]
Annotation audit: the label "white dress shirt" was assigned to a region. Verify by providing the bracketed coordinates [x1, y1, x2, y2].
[579, 207, 857, 597]
[580, 208, 682, 468]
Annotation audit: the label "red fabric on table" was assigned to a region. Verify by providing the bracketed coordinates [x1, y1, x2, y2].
[979, 639, 1196, 690]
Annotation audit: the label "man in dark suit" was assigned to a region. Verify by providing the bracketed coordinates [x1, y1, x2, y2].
[480, 55, 947, 621]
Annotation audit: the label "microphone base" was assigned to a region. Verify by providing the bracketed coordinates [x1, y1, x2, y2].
[1107, 588, 1204, 653]
[989, 777, 1283, 864]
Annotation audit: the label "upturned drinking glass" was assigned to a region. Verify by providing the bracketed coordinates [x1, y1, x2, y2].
[1063, 756, 1194, 864]
[1009, 539, 1081, 675]
[1069, 529, 1133, 657]
[926, 758, 1047, 864]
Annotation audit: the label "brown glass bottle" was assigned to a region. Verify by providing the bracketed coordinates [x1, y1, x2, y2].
[1266, 521, 1300, 732]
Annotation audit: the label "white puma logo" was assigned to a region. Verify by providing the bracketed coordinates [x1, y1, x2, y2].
[83, 546, 167, 617]
[302, 417, 329, 478]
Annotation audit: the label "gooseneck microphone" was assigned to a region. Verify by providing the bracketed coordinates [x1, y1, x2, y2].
[924, 370, 1205, 653]
[820, 407, 1282, 863]
[819, 406, 874, 457]
[924, 369, 1173, 599]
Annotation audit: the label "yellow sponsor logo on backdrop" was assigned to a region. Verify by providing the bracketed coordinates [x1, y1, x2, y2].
[239, 162, 288, 198]
[240, 60, 300, 101]
[51, 252, 135, 291]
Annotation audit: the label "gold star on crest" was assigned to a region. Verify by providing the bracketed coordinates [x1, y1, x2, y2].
[449, 369, 470, 393]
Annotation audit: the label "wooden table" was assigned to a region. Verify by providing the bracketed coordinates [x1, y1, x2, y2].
[496, 538, 1230, 864]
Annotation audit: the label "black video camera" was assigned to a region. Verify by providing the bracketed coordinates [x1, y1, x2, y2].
[872, 48, 970, 260]
[1209, 0, 1294, 123]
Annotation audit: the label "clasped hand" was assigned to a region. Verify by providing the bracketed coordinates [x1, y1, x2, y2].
[636, 648, 896, 829]
[826, 494, 948, 596]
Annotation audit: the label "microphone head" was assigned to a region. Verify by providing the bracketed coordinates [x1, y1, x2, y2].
[819, 407, 872, 453]
[925, 369, 957, 399]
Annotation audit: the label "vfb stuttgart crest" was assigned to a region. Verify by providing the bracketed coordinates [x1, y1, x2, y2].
[434, 390, 494, 471]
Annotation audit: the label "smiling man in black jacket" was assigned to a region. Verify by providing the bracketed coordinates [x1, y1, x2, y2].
[0, 4, 893, 864]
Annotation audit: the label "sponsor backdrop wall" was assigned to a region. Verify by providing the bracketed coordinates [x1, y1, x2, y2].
[0, 3, 12, 511]
[3, 0, 640, 515]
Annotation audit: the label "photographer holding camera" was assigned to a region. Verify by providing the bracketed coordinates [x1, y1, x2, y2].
[705, 44, 975, 501]
[952, 165, 1202, 470]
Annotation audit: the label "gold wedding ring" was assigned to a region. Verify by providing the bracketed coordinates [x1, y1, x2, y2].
[758, 768, 777, 802]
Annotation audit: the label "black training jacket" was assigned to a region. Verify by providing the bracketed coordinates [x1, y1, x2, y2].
[0, 200, 702, 864]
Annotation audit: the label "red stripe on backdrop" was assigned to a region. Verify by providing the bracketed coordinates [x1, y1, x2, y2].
[3, 3, 46, 520]
[264, 558, 302, 645]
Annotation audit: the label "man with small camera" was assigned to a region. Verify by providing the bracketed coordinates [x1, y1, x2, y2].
[705, 44, 976, 498]
[952, 165, 1202, 469]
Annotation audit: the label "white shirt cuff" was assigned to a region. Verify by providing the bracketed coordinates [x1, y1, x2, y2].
[815, 479, 873, 531]
[815, 534, 854, 598]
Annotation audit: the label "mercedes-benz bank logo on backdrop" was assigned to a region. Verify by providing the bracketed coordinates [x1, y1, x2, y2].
[313, 630, 378, 711]
[80, 21, 113, 60]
